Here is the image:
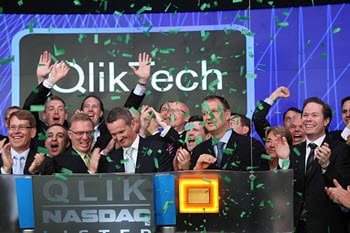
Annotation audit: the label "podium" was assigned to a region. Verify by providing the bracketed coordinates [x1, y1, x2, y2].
[0, 170, 293, 233]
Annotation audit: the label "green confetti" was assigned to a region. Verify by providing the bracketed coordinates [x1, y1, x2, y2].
[245, 73, 257, 79]
[240, 211, 246, 218]
[0, 56, 14, 65]
[282, 10, 290, 16]
[321, 52, 327, 58]
[37, 132, 47, 140]
[0, 6, 3, 13]
[61, 168, 73, 175]
[223, 176, 231, 183]
[281, 160, 290, 169]
[94, 34, 99, 44]
[241, 29, 254, 37]
[111, 96, 121, 100]
[292, 147, 301, 156]
[256, 183, 265, 189]
[54, 44, 65, 56]
[261, 154, 272, 161]
[17, 0, 23, 6]
[30, 105, 45, 112]
[164, 2, 172, 12]
[55, 173, 67, 181]
[154, 157, 159, 169]
[73, 0, 81, 6]
[162, 201, 174, 213]
[232, 0, 243, 2]
[277, 22, 289, 28]
[122, 53, 132, 58]
[184, 124, 196, 131]
[104, 39, 111, 45]
[200, 30, 210, 41]
[332, 27, 341, 34]
[27, 22, 33, 33]
[106, 156, 113, 162]
[137, 6, 152, 15]
[306, 40, 311, 46]
[114, 10, 124, 16]
[37, 146, 49, 154]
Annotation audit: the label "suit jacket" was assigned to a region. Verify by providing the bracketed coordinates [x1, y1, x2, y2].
[0, 140, 54, 175]
[98, 136, 173, 173]
[289, 135, 350, 233]
[252, 100, 272, 142]
[330, 130, 346, 143]
[190, 129, 269, 171]
[53, 147, 89, 173]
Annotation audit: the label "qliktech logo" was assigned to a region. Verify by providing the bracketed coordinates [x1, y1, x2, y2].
[18, 28, 250, 114]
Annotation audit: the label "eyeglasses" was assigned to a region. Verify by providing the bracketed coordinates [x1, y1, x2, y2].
[160, 108, 185, 114]
[8, 125, 33, 131]
[69, 129, 94, 137]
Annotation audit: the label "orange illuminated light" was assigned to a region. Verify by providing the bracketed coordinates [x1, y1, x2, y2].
[178, 176, 219, 213]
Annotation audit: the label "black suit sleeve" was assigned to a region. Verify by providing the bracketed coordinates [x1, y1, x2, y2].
[252, 100, 272, 142]
[123, 89, 145, 109]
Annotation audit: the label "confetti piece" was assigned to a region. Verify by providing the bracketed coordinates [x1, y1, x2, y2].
[0, 56, 14, 65]
[332, 27, 341, 34]
[154, 157, 159, 169]
[94, 34, 99, 44]
[73, 0, 81, 6]
[17, 0, 23, 6]
[122, 53, 133, 58]
[137, 6, 152, 15]
[27, 22, 33, 33]
[106, 156, 113, 162]
[245, 73, 257, 79]
[30, 105, 45, 112]
[111, 96, 120, 100]
[61, 168, 73, 175]
[200, 30, 210, 41]
[164, 2, 172, 12]
[37, 146, 48, 154]
[0, 6, 3, 13]
[55, 173, 67, 181]
[281, 160, 290, 169]
[232, 0, 243, 2]
[321, 52, 327, 58]
[162, 201, 174, 213]
[114, 10, 124, 16]
[53, 44, 65, 56]
[292, 147, 301, 156]
[38, 132, 47, 140]
[277, 22, 289, 28]
[261, 154, 272, 161]
[104, 39, 111, 45]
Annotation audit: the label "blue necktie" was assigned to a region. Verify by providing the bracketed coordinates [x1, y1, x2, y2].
[13, 155, 25, 175]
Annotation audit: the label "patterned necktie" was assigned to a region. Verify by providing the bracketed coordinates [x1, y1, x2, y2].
[216, 142, 225, 166]
[124, 148, 135, 173]
[82, 153, 90, 168]
[306, 143, 318, 175]
[13, 155, 25, 175]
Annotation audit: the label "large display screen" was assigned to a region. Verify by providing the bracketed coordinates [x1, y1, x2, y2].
[0, 3, 349, 136]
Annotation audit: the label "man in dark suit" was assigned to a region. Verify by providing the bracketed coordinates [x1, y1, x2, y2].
[276, 97, 350, 233]
[92, 107, 173, 173]
[0, 110, 53, 175]
[190, 95, 268, 171]
[330, 96, 350, 144]
[252, 86, 303, 143]
[78, 52, 153, 150]
[53, 113, 94, 173]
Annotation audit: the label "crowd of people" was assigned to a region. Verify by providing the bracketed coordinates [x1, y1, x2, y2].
[0, 50, 350, 233]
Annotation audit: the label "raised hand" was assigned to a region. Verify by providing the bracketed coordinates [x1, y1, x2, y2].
[36, 51, 52, 84]
[129, 52, 152, 84]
